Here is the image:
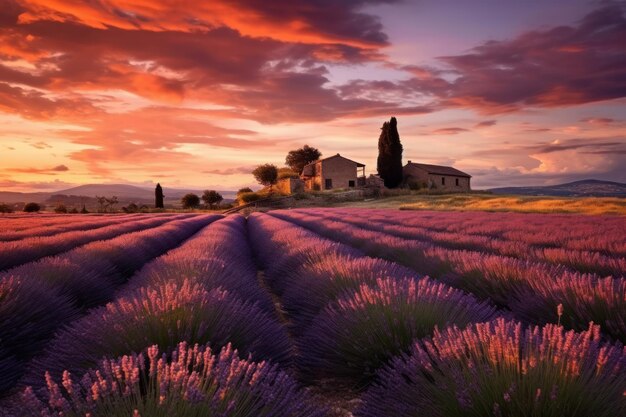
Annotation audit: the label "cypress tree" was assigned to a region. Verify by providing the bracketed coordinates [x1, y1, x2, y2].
[155, 183, 164, 208]
[377, 117, 403, 188]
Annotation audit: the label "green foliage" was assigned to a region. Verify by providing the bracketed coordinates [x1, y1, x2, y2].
[278, 167, 299, 180]
[285, 145, 321, 174]
[23, 202, 41, 213]
[237, 187, 253, 196]
[202, 190, 223, 209]
[80, 205, 89, 214]
[0, 203, 13, 213]
[68, 207, 79, 214]
[252, 164, 278, 189]
[239, 192, 261, 204]
[181, 193, 200, 209]
[377, 117, 403, 188]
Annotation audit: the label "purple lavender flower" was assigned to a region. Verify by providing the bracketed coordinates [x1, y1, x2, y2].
[357, 318, 626, 417]
[20, 342, 328, 417]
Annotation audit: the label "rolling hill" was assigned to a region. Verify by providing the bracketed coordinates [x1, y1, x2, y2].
[488, 179, 626, 197]
[0, 184, 237, 207]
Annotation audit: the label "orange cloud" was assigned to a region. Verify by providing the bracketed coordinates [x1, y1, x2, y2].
[16, 0, 395, 48]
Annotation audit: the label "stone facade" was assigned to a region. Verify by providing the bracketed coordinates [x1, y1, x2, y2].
[301, 154, 365, 191]
[276, 177, 305, 194]
[403, 161, 471, 191]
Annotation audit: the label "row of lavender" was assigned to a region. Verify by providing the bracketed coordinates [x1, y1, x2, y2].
[272, 209, 626, 343]
[250, 213, 625, 416]
[0, 214, 217, 395]
[248, 214, 499, 383]
[305, 209, 626, 276]
[0, 214, 196, 270]
[364, 209, 626, 255]
[0, 213, 160, 242]
[7, 215, 326, 417]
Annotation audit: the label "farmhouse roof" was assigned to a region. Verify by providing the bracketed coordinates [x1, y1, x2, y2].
[405, 161, 471, 178]
[301, 153, 365, 176]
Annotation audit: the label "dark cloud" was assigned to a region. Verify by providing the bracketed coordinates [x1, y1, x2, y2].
[9, 164, 69, 175]
[430, 127, 470, 135]
[202, 166, 257, 176]
[475, 120, 497, 128]
[436, 4, 626, 113]
[580, 117, 615, 125]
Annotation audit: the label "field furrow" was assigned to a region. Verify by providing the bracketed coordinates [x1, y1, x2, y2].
[0, 214, 193, 270]
[0, 215, 218, 395]
[271, 210, 626, 343]
[0, 210, 624, 417]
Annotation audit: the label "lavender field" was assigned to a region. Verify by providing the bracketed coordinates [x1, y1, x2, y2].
[0, 210, 624, 417]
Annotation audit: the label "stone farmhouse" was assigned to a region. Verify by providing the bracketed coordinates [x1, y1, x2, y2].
[403, 161, 471, 191]
[301, 154, 366, 191]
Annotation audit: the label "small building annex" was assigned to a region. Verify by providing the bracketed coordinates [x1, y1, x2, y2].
[301, 153, 366, 191]
[403, 161, 471, 191]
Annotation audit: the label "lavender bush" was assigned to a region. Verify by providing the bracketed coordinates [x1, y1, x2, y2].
[357, 318, 626, 417]
[0, 277, 78, 393]
[298, 277, 499, 385]
[24, 281, 292, 389]
[21, 342, 327, 417]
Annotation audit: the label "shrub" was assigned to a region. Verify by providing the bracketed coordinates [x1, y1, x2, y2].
[0, 277, 78, 393]
[122, 202, 140, 213]
[298, 277, 499, 386]
[23, 202, 41, 212]
[53, 204, 67, 213]
[282, 256, 418, 334]
[357, 319, 626, 417]
[278, 167, 299, 179]
[0, 203, 13, 213]
[68, 207, 79, 214]
[202, 190, 223, 209]
[237, 187, 254, 196]
[26, 281, 292, 386]
[21, 342, 327, 417]
[239, 192, 261, 204]
[80, 205, 89, 213]
[181, 193, 200, 209]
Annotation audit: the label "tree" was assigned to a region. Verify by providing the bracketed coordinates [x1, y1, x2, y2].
[285, 145, 321, 174]
[252, 164, 278, 192]
[23, 202, 41, 213]
[106, 196, 119, 213]
[80, 205, 89, 214]
[0, 203, 13, 213]
[181, 193, 200, 209]
[237, 187, 253, 197]
[155, 183, 164, 209]
[54, 204, 67, 213]
[95, 195, 107, 212]
[202, 190, 223, 209]
[377, 116, 403, 188]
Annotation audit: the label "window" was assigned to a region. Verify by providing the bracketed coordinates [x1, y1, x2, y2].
[455, 178, 459, 186]
[441, 177, 445, 185]
[325, 178, 333, 189]
[348, 180, 355, 187]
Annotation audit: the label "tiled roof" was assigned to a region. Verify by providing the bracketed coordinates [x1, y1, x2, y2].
[301, 154, 365, 177]
[405, 162, 471, 177]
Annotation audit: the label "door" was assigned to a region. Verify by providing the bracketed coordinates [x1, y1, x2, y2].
[325, 178, 333, 189]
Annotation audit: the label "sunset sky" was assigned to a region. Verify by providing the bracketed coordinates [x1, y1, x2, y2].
[0, 0, 624, 192]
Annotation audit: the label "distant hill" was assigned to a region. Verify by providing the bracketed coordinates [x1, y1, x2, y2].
[0, 183, 237, 208]
[488, 179, 626, 197]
